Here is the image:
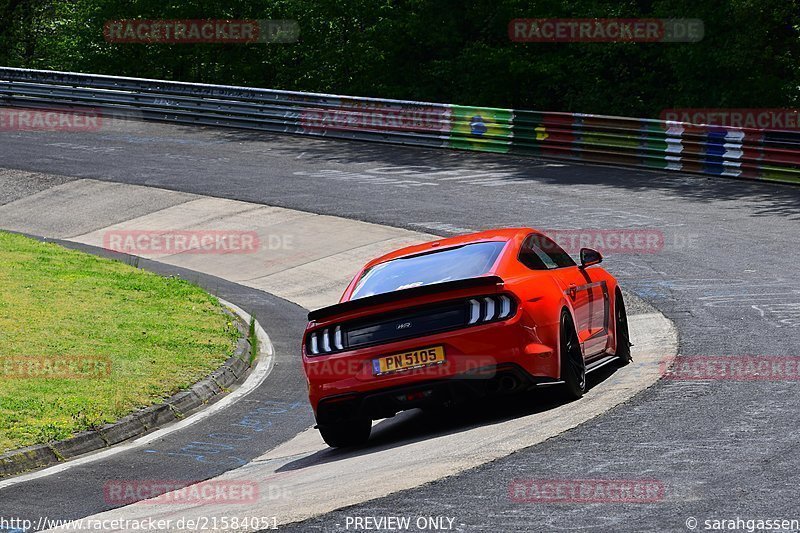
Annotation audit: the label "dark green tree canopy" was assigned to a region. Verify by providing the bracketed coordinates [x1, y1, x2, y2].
[1, 0, 797, 117]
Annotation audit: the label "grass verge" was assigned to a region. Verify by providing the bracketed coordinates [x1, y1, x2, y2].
[248, 316, 259, 365]
[0, 231, 239, 452]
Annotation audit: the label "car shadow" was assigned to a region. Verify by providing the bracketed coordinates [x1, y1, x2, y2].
[275, 360, 624, 473]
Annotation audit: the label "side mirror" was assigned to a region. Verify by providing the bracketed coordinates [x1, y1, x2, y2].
[580, 248, 603, 268]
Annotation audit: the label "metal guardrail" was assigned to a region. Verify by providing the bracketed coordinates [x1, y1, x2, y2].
[1, 67, 798, 184]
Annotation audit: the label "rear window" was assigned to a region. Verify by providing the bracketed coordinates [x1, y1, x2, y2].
[350, 241, 506, 300]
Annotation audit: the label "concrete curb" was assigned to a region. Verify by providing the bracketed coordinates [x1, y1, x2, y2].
[83, 299, 679, 528]
[0, 306, 256, 479]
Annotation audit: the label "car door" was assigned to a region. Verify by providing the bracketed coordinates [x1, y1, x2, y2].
[518, 233, 589, 349]
[520, 233, 609, 357]
[575, 271, 610, 356]
[552, 267, 595, 351]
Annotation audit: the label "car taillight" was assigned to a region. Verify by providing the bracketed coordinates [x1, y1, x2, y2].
[322, 328, 332, 352]
[334, 325, 344, 350]
[498, 295, 513, 318]
[305, 294, 516, 356]
[467, 294, 515, 324]
[307, 326, 344, 355]
[468, 299, 481, 324]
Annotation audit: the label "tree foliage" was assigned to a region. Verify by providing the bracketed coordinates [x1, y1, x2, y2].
[0, 0, 798, 116]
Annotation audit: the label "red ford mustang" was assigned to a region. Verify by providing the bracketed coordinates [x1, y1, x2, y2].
[301, 228, 632, 447]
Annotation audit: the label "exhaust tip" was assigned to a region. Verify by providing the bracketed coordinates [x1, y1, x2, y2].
[499, 375, 519, 392]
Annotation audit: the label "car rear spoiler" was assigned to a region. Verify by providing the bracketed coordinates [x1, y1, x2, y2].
[307, 275, 505, 322]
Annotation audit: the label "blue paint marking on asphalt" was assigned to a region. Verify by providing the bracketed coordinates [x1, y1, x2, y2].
[164, 441, 246, 467]
[207, 432, 252, 441]
[142, 401, 305, 466]
[629, 281, 673, 299]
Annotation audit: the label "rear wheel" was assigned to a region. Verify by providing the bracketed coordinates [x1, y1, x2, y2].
[559, 310, 586, 400]
[318, 417, 371, 448]
[614, 290, 633, 366]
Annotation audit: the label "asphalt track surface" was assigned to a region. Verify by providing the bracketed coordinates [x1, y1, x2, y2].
[2, 116, 800, 531]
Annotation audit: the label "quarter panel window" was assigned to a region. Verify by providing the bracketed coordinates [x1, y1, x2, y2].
[519, 233, 576, 270]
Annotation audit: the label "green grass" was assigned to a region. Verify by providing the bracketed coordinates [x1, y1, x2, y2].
[0, 231, 239, 452]
[248, 316, 259, 365]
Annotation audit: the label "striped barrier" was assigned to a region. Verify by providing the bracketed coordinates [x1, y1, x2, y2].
[1, 67, 798, 184]
[512, 110, 800, 183]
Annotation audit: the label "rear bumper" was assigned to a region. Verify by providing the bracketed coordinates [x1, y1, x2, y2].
[315, 363, 565, 424]
[304, 318, 559, 422]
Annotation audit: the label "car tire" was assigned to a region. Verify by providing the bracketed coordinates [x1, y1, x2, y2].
[560, 310, 586, 400]
[614, 290, 633, 367]
[318, 417, 372, 448]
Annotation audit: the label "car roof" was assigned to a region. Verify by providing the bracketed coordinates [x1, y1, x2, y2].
[363, 227, 539, 269]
